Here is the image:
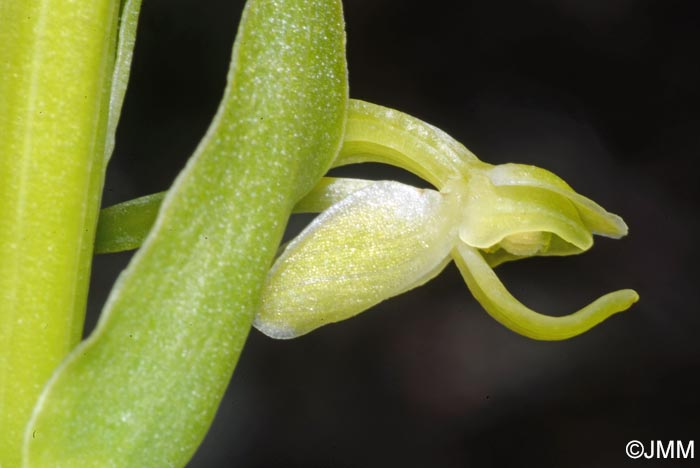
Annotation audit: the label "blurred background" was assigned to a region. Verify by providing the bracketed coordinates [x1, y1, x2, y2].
[90, 0, 699, 466]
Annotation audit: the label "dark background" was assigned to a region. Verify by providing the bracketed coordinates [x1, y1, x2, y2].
[90, 1, 700, 466]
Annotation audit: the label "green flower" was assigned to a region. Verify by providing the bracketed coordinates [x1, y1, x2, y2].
[254, 100, 638, 340]
[94, 99, 638, 341]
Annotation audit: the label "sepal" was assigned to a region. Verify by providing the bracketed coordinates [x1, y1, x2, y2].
[255, 181, 456, 338]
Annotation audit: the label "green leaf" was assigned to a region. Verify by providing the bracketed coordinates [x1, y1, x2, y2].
[23, 0, 347, 466]
[104, 0, 143, 164]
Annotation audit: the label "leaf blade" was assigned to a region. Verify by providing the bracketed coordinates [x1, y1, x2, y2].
[24, 1, 348, 466]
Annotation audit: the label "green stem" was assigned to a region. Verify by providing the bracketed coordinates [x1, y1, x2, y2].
[0, 1, 122, 465]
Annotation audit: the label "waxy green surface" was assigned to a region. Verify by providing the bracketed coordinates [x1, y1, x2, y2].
[0, 0, 129, 465]
[23, 0, 347, 466]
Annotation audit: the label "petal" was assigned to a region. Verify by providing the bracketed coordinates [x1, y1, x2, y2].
[453, 172, 594, 254]
[486, 163, 628, 238]
[254, 181, 456, 338]
[453, 242, 639, 340]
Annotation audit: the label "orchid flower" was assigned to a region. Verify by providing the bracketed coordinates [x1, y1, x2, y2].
[253, 100, 639, 340]
[95, 99, 638, 341]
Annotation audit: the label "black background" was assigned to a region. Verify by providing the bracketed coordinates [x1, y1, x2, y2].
[90, 1, 700, 466]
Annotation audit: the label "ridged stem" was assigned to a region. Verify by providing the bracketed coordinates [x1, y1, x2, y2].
[0, 1, 120, 465]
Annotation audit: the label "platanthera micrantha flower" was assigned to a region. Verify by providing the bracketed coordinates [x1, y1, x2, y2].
[253, 100, 639, 340]
[94, 99, 639, 341]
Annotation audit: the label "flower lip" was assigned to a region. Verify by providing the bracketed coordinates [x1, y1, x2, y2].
[454, 242, 640, 341]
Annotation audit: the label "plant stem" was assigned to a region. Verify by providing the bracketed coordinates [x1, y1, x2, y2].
[0, 1, 120, 465]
